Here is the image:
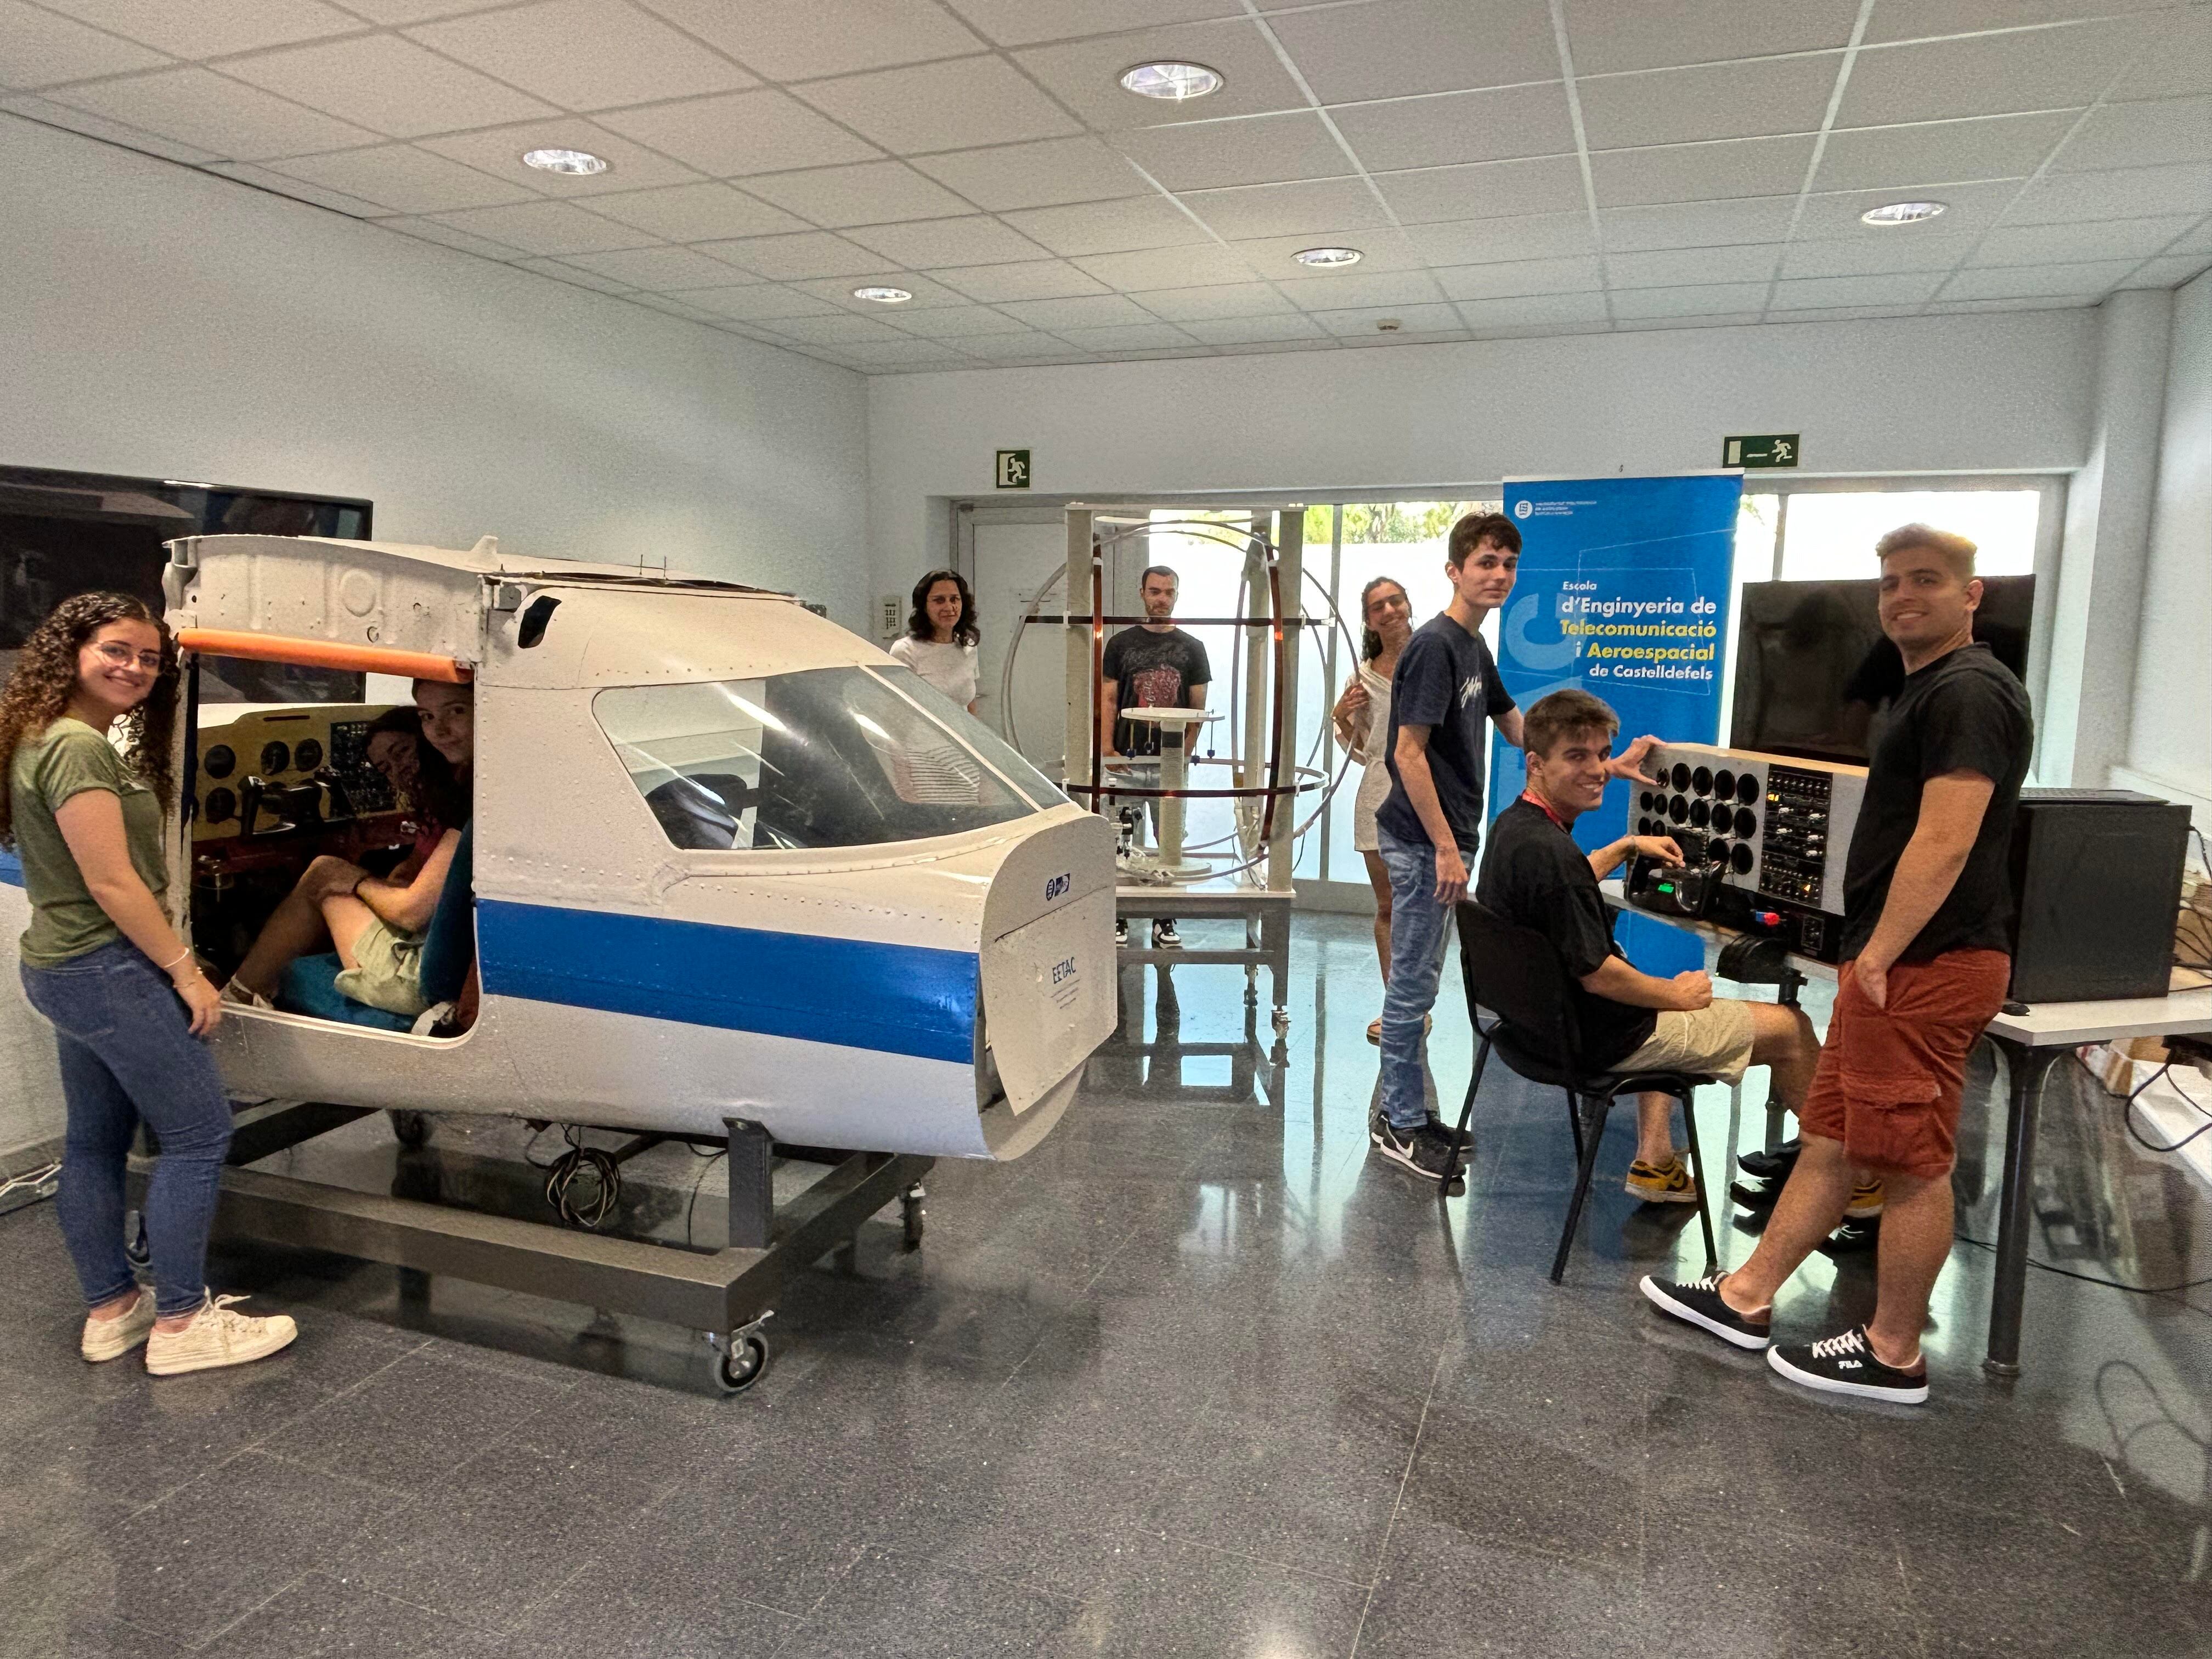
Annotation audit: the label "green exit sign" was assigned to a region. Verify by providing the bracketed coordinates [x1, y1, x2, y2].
[995, 449, 1031, 489]
[1724, 433, 1799, 469]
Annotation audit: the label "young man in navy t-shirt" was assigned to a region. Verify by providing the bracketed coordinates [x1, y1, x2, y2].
[1370, 512, 1660, 1181]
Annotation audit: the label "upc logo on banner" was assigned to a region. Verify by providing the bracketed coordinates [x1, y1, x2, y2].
[1512, 499, 1532, 519]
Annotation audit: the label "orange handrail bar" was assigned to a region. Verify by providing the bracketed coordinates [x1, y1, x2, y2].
[176, 629, 473, 684]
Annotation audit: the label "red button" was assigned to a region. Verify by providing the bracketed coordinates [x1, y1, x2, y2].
[1756, 911, 1781, 926]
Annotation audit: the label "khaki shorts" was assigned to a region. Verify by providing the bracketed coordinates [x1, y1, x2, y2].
[1614, 998, 1757, 1084]
[332, 917, 429, 1017]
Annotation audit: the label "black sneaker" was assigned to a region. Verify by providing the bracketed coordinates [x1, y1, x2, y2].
[1152, 919, 1181, 949]
[1370, 1115, 1461, 1182]
[1768, 1325, 1928, 1404]
[1739, 1138, 1801, 1181]
[1115, 918, 1128, 946]
[1638, 1272, 1773, 1350]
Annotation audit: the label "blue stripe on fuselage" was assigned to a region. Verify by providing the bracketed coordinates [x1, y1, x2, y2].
[477, 899, 978, 1064]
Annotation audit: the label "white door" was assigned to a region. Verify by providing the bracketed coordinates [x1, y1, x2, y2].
[967, 513, 1078, 775]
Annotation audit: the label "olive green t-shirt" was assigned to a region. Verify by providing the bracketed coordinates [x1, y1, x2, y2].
[8, 718, 170, 968]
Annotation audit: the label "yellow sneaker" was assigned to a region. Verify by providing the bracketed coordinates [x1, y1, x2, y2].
[81, 1289, 156, 1362]
[1626, 1156, 1700, 1205]
[1846, 1179, 1884, 1220]
[144, 1293, 297, 1376]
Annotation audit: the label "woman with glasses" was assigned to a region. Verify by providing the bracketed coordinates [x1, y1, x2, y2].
[0, 592, 297, 1375]
[1332, 577, 1415, 1045]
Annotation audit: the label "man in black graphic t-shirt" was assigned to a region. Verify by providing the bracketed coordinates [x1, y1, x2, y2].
[1101, 565, 1210, 949]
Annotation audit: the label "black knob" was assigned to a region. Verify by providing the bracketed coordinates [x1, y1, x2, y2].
[1668, 795, 1689, 824]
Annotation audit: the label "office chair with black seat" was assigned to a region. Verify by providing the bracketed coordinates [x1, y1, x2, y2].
[1449, 901, 1719, 1284]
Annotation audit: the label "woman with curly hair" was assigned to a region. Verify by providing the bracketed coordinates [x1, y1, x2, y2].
[1331, 577, 1415, 1043]
[888, 568, 981, 714]
[1, 592, 297, 1375]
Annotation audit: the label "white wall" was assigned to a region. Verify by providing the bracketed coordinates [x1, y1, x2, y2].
[0, 114, 870, 623]
[2120, 268, 2212, 821]
[866, 309, 2098, 589]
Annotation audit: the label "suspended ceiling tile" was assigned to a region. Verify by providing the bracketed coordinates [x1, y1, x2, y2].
[1070, 242, 1265, 291]
[556, 242, 750, 289]
[1612, 312, 1761, 330]
[1762, 303, 1927, 321]
[1561, 0, 1862, 74]
[2055, 96, 2212, 173]
[207, 160, 387, 215]
[910, 136, 1150, 211]
[35, 0, 358, 58]
[422, 198, 651, 255]
[762, 312, 912, 344]
[419, 117, 702, 195]
[636, 0, 985, 81]
[995, 293, 1159, 329]
[793, 55, 1082, 153]
[1132, 281, 1297, 320]
[262, 143, 538, 213]
[1863, 0, 2175, 46]
[2123, 252, 2212, 286]
[695, 228, 889, 278]
[2165, 217, 2212, 255]
[1577, 54, 1840, 151]
[1430, 255, 1602, 300]
[1178, 176, 1390, 241]
[377, 212, 533, 257]
[1049, 322, 1205, 351]
[682, 281, 842, 319]
[843, 214, 1051, 267]
[1452, 290, 1611, 327]
[1767, 271, 1948, 308]
[406, 0, 756, 112]
[580, 181, 809, 241]
[1838, 20, 2149, 128]
[941, 0, 1239, 49]
[1605, 242, 1780, 289]
[1001, 195, 1214, 256]
[879, 303, 1036, 336]
[1939, 257, 2143, 298]
[2002, 161, 2212, 224]
[951, 328, 1090, 358]
[1776, 232, 1980, 278]
[1277, 267, 1444, 309]
[1924, 294, 2103, 312]
[1305, 300, 1463, 336]
[1812, 110, 2078, 194]
[927, 258, 1112, 301]
[2103, 5, 2212, 103]
[1607, 280, 1773, 317]
[1405, 211, 1599, 264]
[1013, 18, 1306, 128]
[336, 1, 505, 20]
[511, 255, 631, 292]
[823, 337, 977, 365]
[623, 291, 726, 320]
[1177, 312, 1331, 344]
[50, 66, 381, 159]
[1215, 335, 1340, 353]
[787, 272, 972, 309]
[738, 160, 977, 227]
[1974, 214, 2201, 266]
[1370, 155, 1588, 224]
[0, 2, 168, 90]
[1114, 110, 1352, 191]
[1589, 135, 1817, 208]
[1266, 0, 1558, 104]
[218, 33, 555, 139]
[596, 90, 879, 177]
[1330, 83, 1575, 172]
[1596, 194, 1799, 250]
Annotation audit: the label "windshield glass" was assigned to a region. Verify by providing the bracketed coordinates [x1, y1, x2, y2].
[866, 664, 1068, 812]
[596, 666, 1046, 851]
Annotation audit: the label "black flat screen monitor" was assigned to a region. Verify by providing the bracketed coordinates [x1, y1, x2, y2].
[1729, 575, 2034, 764]
[0, 465, 372, 701]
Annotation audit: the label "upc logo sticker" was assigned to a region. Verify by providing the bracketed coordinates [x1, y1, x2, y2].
[1044, 873, 1071, 902]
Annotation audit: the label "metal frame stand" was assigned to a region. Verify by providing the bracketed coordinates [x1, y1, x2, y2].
[129, 1102, 932, 1395]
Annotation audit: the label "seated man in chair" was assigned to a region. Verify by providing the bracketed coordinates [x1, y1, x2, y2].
[1476, 689, 1820, 1205]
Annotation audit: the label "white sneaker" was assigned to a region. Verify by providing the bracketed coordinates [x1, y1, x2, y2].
[220, 979, 273, 1009]
[81, 1289, 157, 1362]
[144, 1293, 297, 1376]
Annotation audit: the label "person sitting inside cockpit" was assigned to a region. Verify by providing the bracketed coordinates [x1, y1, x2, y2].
[222, 679, 473, 1021]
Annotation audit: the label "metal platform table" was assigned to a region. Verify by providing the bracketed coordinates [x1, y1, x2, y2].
[1115, 876, 1295, 1030]
[129, 1102, 932, 1393]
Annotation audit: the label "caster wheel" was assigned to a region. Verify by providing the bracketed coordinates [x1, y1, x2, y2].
[710, 1330, 771, 1394]
[388, 1110, 430, 1149]
[901, 1184, 927, 1251]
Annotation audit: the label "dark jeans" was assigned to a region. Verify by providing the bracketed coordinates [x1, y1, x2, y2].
[19, 939, 232, 1318]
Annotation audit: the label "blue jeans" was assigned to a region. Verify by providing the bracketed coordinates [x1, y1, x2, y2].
[1377, 823, 1467, 1131]
[19, 940, 232, 1317]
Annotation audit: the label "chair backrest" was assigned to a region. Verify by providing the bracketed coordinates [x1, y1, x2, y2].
[1453, 900, 1585, 1079]
[417, 820, 475, 1005]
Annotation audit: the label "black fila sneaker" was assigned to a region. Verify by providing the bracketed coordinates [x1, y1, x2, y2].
[1767, 1324, 1929, 1404]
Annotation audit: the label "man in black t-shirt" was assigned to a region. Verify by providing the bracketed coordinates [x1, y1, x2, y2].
[1644, 525, 2033, 1407]
[1101, 565, 1210, 949]
[1479, 690, 1822, 1203]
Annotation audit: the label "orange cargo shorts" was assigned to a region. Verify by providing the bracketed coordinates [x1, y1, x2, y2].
[1798, 949, 2011, 1180]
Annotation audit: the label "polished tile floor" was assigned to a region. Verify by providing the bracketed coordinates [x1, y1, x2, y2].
[3, 912, 2210, 1657]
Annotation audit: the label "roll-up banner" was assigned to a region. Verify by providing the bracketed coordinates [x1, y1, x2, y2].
[1489, 473, 1744, 973]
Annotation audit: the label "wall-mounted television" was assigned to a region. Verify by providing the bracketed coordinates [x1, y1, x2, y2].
[1729, 575, 2034, 765]
[0, 465, 372, 701]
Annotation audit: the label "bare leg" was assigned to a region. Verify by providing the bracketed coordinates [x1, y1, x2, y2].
[230, 880, 335, 997]
[1722, 1132, 1853, 1314]
[1635, 1092, 1676, 1165]
[1361, 849, 1393, 983]
[1865, 1170, 1946, 1370]
[1747, 1001, 1820, 1109]
[319, 892, 381, 968]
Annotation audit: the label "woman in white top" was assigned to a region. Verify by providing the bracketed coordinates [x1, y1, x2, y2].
[887, 568, 980, 714]
[1332, 577, 1414, 1044]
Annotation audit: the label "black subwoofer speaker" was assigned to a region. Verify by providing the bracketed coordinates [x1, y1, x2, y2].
[2007, 791, 2190, 1003]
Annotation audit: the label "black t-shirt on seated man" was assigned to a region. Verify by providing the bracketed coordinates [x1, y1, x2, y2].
[1477, 798, 1657, 1071]
[1102, 626, 1211, 758]
[1841, 642, 2033, 964]
[1376, 614, 1515, 853]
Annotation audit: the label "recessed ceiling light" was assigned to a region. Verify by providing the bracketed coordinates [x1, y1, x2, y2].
[522, 147, 608, 176]
[1861, 200, 1945, 226]
[1119, 61, 1223, 100]
[852, 285, 912, 303]
[1293, 246, 1363, 267]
